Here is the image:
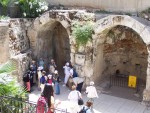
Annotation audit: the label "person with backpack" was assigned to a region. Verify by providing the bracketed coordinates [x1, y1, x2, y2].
[23, 70, 31, 92]
[79, 101, 93, 113]
[36, 83, 55, 113]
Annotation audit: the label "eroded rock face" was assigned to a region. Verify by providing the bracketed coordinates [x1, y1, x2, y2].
[96, 26, 147, 82]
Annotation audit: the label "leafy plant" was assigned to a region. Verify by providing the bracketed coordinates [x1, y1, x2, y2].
[0, 60, 17, 74]
[0, 15, 10, 20]
[17, 0, 48, 18]
[0, 60, 26, 97]
[72, 21, 94, 46]
[0, 0, 11, 15]
[0, 78, 26, 97]
[0, 60, 27, 112]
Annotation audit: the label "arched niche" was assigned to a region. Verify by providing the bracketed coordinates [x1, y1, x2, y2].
[94, 15, 150, 101]
[35, 20, 70, 74]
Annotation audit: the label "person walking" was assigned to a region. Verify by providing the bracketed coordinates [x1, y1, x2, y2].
[53, 70, 61, 95]
[37, 67, 42, 90]
[36, 83, 55, 113]
[38, 58, 45, 69]
[47, 74, 53, 85]
[49, 59, 57, 73]
[79, 101, 93, 113]
[40, 71, 47, 93]
[68, 85, 82, 113]
[85, 81, 98, 110]
[23, 70, 31, 92]
[30, 60, 37, 84]
[63, 62, 71, 85]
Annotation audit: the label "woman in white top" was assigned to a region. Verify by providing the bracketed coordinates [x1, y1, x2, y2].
[63, 62, 71, 85]
[86, 81, 98, 111]
[68, 85, 82, 113]
[37, 67, 43, 90]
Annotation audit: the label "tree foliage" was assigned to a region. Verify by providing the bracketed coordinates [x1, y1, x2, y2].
[18, 0, 48, 18]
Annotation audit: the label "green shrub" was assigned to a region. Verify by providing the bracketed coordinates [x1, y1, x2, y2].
[0, 0, 11, 15]
[72, 21, 94, 46]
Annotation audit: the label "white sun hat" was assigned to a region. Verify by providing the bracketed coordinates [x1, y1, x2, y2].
[37, 66, 43, 70]
[66, 62, 69, 66]
[54, 70, 58, 74]
[90, 81, 94, 86]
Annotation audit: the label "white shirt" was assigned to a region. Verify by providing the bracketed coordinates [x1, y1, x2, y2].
[70, 68, 73, 76]
[86, 86, 98, 98]
[63, 66, 70, 75]
[73, 77, 84, 85]
[68, 90, 81, 104]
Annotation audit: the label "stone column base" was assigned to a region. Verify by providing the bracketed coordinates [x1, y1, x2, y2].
[142, 89, 150, 106]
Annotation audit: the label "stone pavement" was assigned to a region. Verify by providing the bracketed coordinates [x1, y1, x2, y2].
[29, 83, 150, 113]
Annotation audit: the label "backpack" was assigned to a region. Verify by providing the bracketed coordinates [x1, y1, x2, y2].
[23, 73, 29, 82]
[79, 107, 89, 113]
[73, 69, 78, 78]
[36, 96, 48, 113]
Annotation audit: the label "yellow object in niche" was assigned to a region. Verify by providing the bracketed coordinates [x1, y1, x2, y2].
[128, 75, 137, 88]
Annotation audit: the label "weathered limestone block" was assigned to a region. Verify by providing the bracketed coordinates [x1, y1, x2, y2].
[60, 19, 70, 28]
[132, 20, 145, 34]
[75, 53, 85, 66]
[9, 19, 20, 28]
[95, 16, 112, 34]
[39, 12, 50, 25]
[143, 89, 150, 101]
[74, 64, 84, 77]
[120, 16, 135, 28]
[83, 61, 94, 78]
[140, 27, 150, 44]
[78, 46, 85, 53]
[70, 52, 75, 64]
[105, 37, 113, 44]
[12, 52, 31, 84]
[33, 18, 40, 30]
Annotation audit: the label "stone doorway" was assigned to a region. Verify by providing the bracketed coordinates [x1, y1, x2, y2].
[94, 25, 147, 101]
[36, 21, 70, 75]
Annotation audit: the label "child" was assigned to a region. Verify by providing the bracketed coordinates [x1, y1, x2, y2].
[47, 74, 53, 85]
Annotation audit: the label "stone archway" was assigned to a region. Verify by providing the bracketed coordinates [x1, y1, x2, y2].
[94, 15, 150, 101]
[28, 11, 72, 75]
[36, 21, 70, 72]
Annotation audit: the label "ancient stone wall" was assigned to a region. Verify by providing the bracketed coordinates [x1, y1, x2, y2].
[0, 19, 33, 84]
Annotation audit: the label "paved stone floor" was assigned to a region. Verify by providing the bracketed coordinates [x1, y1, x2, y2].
[29, 83, 150, 113]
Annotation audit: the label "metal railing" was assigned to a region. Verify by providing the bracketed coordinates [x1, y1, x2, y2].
[0, 96, 69, 113]
[109, 74, 129, 88]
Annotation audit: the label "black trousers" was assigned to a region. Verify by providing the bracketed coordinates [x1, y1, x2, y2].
[76, 82, 83, 92]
